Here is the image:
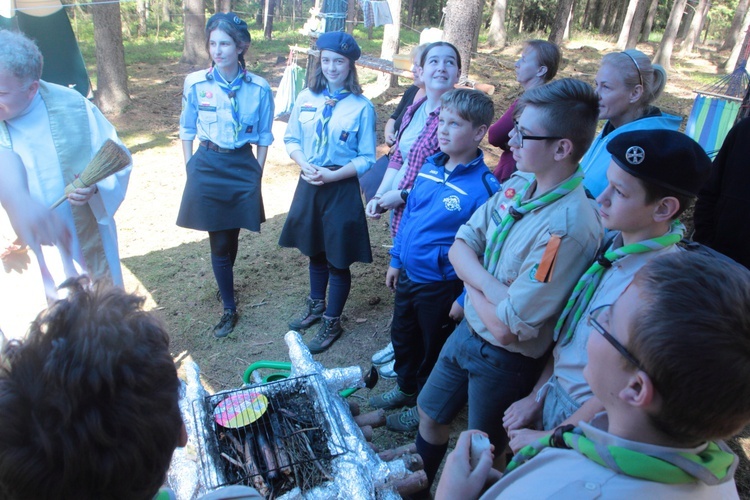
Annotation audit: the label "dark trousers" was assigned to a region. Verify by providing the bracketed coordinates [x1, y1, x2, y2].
[391, 271, 463, 394]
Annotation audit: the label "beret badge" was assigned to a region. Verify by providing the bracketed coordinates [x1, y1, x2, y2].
[233, 15, 241, 24]
[625, 146, 645, 165]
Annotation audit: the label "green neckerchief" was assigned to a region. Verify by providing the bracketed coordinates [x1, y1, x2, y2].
[554, 221, 685, 344]
[506, 424, 738, 486]
[483, 168, 584, 275]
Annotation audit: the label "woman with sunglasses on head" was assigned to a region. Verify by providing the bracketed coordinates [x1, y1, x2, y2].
[279, 32, 376, 354]
[580, 49, 680, 198]
[488, 40, 561, 183]
[177, 12, 274, 339]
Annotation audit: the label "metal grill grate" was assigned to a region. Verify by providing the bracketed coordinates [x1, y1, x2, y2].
[193, 374, 349, 496]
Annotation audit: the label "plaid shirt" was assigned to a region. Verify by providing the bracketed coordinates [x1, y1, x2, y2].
[387, 96, 441, 236]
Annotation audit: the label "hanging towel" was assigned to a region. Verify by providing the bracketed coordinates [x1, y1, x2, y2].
[371, 0, 393, 26]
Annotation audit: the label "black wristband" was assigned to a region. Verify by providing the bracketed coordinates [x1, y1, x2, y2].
[400, 189, 409, 202]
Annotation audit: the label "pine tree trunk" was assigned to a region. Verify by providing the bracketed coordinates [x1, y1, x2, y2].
[548, 0, 574, 45]
[615, 0, 640, 50]
[91, 0, 130, 114]
[679, 0, 709, 55]
[723, 9, 750, 72]
[181, 0, 206, 66]
[721, 0, 750, 51]
[640, 0, 658, 42]
[488, 0, 507, 47]
[625, 0, 649, 49]
[653, 0, 688, 71]
[379, 0, 401, 88]
[264, 0, 275, 40]
[443, 0, 483, 80]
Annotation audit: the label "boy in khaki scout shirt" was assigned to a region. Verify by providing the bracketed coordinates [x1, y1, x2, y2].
[413, 78, 603, 490]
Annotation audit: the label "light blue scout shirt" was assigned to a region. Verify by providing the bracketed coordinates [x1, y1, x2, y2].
[284, 87, 376, 176]
[179, 68, 274, 149]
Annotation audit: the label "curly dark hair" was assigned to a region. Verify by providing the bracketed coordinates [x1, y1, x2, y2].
[0, 280, 182, 499]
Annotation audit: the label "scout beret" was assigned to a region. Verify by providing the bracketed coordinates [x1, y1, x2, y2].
[316, 31, 361, 61]
[206, 12, 251, 44]
[606, 129, 711, 197]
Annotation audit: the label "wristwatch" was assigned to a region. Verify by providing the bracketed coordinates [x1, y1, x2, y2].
[400, 189, 409, 202]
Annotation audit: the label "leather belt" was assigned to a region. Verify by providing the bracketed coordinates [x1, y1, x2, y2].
[200, 140, 251, 154]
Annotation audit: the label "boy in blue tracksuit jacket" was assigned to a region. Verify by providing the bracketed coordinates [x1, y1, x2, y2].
[369, 89, 500, 432]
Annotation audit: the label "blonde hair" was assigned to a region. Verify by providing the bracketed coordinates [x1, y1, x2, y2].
[600, 50, 667, 109]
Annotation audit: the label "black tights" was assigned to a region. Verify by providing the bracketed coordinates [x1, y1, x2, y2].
[209, 229, 240, 310]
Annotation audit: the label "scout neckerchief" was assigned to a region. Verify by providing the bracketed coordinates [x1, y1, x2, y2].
[506, 424, 737, 485]
[314, 86, 351, 154]
[483, 168, 584, 275]
[212, 65, 245, 140]
[554, 221, 685, 344]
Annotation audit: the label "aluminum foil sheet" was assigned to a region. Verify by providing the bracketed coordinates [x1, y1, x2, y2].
[167, 333, 418, 499]
[168, 359, 212, 499]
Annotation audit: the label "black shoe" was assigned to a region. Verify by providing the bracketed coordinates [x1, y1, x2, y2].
[306, 316, 342, 354]
[289, 297, 325, 331]
[213, 309, 238, 338]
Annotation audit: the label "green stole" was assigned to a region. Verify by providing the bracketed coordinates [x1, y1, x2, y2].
[0, 82, 110, 280]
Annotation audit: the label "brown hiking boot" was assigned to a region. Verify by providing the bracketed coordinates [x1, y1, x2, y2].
[288, 297, 325, 331]
[306, 316, 342, 354]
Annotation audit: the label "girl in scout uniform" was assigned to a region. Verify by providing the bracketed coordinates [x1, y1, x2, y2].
[177, 12, 274, 338]
[279, 31, 376, 354]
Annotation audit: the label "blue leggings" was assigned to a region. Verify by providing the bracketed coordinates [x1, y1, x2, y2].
[309, 252, 351, 318]
[209, 229, 240, 310]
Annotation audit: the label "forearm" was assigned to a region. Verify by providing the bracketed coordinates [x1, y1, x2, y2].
[182, 140, 194, 165]
[290, 150, 311, 170]
[375, 167, 399, 196]
[256, 145, 269, 170]
[466, 284, 514, 344]
[324, 163, 357, 182]
[449, 239, 500, 294]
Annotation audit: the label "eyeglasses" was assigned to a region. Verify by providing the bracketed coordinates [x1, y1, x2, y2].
[621, 51, 643, 88]
[512, 121, 562, 149]
[587, 304, 644, 371]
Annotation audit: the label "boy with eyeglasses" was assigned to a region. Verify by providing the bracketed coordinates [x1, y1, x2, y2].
[413, 78, 603, 491]
[503, 129, 711, 454]
[437, 251, 748, 498]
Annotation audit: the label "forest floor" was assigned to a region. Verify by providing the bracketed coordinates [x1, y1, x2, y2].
[12, 33, 750, 496]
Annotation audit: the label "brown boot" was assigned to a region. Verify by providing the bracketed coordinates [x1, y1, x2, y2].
[288, 297, 325, 331]
[306, 316, 342, 354]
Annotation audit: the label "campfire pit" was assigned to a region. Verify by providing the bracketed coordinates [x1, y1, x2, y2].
[169, 332, 426, 499]
[194, 374, 348, 497]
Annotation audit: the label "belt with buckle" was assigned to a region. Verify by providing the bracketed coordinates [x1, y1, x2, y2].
[200, 140, 251, 154]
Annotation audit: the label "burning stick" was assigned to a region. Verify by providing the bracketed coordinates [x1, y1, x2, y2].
[50, 139, 130, 209]
[270, 413, 293, 477]
[243, 435, 270, 497]
[256, 428, 278, 479]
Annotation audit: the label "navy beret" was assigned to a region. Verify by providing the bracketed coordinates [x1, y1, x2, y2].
[606, 129, 711, 197]
[206, 12, 251, 44]
[316, 31, 361, 61]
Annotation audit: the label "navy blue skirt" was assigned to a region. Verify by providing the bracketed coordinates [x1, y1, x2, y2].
[279, 174, 372, 269]
[177, 145, 265, 232]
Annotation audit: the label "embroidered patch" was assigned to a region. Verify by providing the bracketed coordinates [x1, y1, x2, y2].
[199, 90, 206, 98]
[245, 125, 253, 133]
[528, 264, 540, 282]
[491, 209, 502, 225]
[198, 105, 217, 112]
[504, 187, 516, 199]
[206, 91, 213, 98]
[300, 104, 317, 112]
[443, 195, 461, 212]
[339, 131, 350, 141]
